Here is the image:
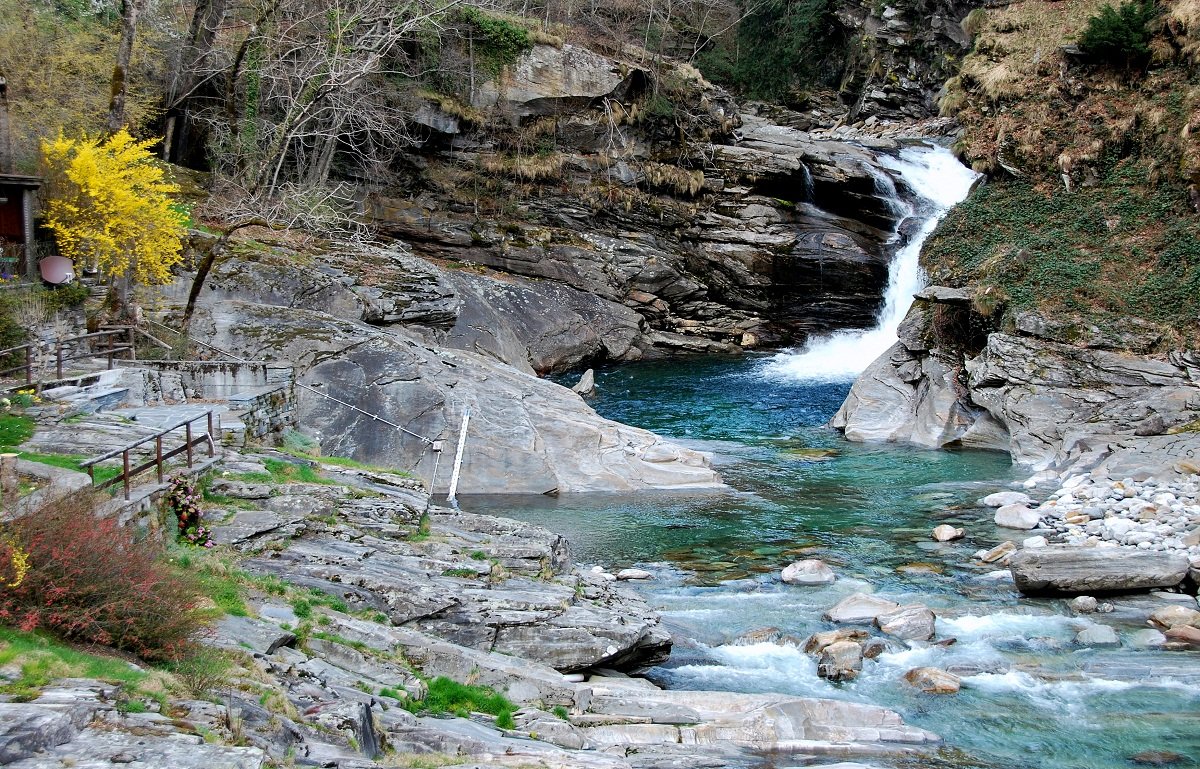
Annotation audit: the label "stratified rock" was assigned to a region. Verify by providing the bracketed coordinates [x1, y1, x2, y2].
[875, 605, 936, 641]
[825, 593, 901, 624]
[903, 667, 960, 694]
[1010, 548, 1190, 595]
[1147, 605, 1200, 630]
[995, 504, 1040, 530]
[1074, 625, 1120, 647]
[931, 524, 963, 542]
[817, 640, 864, 682]
[781, 559, 836, 585]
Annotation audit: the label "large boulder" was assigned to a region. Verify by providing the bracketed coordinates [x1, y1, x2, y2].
[817, 640, 864, 682]
[781, 559, 836, 585]
[995, 504, 1041, 530]
[1009, 547, 1190, 595]
[825, 593, 901, 624]
[903, 667, 960, 694]
[875, 605, 936, 641]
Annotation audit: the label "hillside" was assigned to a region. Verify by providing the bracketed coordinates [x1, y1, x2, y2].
[926, 0, 1200, 346]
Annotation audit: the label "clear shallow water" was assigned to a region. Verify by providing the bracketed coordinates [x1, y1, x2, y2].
[463, 356, 1200, 769]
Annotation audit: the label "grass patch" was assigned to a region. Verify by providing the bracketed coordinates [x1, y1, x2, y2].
[170, 548, 249, 617]
[0, 413, 34, 446]
[0, 626, 146, 701]
[402, 676, 516, 729]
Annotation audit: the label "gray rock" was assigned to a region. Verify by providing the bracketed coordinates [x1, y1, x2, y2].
[1126, 628, 1167, 648]
[825, 593, 901, 624]
[1075, 624, 1121, 647]
[817, 640, 864, 682]
[982, 491, 1032, 508]
[572, 369, 597, 396]
[875, 605, 936, 641]
[209, 615, 296, 656]
[780, 559, 836, 585]
[995, 504, 1040, 530]
[1069, 595, 1099, 614]
[616, 568, 653, 581]
[903, 667, 960, 694]
[1010, 548, 1190, 595]
[931, 524, 964, 541]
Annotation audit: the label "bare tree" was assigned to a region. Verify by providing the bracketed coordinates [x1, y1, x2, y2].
[107, 0, 141, 133]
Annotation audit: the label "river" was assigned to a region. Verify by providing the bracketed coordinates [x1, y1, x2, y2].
[460, 144, 1200, 768]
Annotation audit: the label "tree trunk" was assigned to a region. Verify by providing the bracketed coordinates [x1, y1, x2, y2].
[107, 0, 140, 134]
[0, 72, 12, 173]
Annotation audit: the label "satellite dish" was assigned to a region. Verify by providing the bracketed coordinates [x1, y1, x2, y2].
[39, 256, 75, 286]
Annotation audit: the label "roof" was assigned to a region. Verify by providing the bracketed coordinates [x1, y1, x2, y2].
[0, 174, 42, 188]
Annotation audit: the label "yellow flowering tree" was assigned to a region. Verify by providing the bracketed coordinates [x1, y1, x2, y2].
[41, 129, 187, 292]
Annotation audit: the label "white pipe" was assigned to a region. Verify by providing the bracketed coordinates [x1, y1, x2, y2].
[446, 408, 471, 508]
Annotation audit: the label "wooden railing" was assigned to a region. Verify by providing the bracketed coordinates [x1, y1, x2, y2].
[0, 344, 34, 385]
[55, 327, 134, 378]
[80, 410, 216, 500]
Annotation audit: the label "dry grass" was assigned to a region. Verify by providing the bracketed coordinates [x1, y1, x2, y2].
[480, 152, 566, 182]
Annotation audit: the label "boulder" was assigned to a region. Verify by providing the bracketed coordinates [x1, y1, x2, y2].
[1147, 605, 1200, 630]
[803, 628, 869, 655]
[1126, 628, 1167, 648]
[979, 541, 1017, 564]
[1010, 548, 1190, 595]
[875, 605, 936, 641]
[981, 491, 1032, 508]
[931, 524, 963, 542]
[903, 667, 960, 694]
[781, 559, 836, 585]
[1069, 595, 1099, 614]
[817, 640, 864, 682]
[616, 568, 653, 581]
[825, 593, 902, 624]
[1074, 625, 1120, 647]
[995, 504, 1040, 530]
[1164, 625, 1200, 645]
[572, 369, 596, 396]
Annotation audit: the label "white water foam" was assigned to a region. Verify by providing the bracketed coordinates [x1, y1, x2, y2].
[763, 144, 980, 382]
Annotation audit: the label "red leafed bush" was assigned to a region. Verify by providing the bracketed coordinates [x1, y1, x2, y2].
[0, 491, 207, 661]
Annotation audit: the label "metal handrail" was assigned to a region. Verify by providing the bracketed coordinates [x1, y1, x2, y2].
[80, 410, 216, 500]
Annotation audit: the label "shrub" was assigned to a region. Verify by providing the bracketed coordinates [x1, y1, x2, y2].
[404, 676, 517, 729]
[1077, 1, 1158, 69]
[165, 474, 212, 547]
[0, 491, 208, 661]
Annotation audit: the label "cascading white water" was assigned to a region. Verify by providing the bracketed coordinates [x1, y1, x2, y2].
[763, 144, 980, 382]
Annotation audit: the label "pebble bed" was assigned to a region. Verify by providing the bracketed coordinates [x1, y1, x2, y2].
[1031, 473, 1200, 568]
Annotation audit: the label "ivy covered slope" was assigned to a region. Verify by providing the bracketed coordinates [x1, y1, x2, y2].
[927, 0, 1200, 346]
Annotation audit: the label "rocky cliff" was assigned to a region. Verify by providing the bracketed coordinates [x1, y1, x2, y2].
[373, 45, 941, 368]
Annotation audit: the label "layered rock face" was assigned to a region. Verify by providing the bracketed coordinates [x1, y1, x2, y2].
[832, 289, 1200, 476]
[833, 0, 976, 122]
[176, 249, 722, 494]
[376, 45, 924, 365]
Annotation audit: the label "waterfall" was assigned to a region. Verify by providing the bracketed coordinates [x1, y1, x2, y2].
[763, 144, 980, 382]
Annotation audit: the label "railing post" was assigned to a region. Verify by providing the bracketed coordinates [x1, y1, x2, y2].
[87, 465, 94, 486]
[207, 412, 215, 456]
[128, 326, 135, 361]
[56, 344, 63, 379]
[23, 346, 31, 385]
[156, 435, 164, 483]
[122, 450, 130, 500]
[185, 421, 194, 467]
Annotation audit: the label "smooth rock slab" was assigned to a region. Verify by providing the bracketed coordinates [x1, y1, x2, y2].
[1009, 548, 1190, 595]
[781, 559, 836, 585]
[824, 593, 901, 624]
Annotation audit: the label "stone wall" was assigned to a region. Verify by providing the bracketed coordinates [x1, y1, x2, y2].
[229, 384, 296, 448]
